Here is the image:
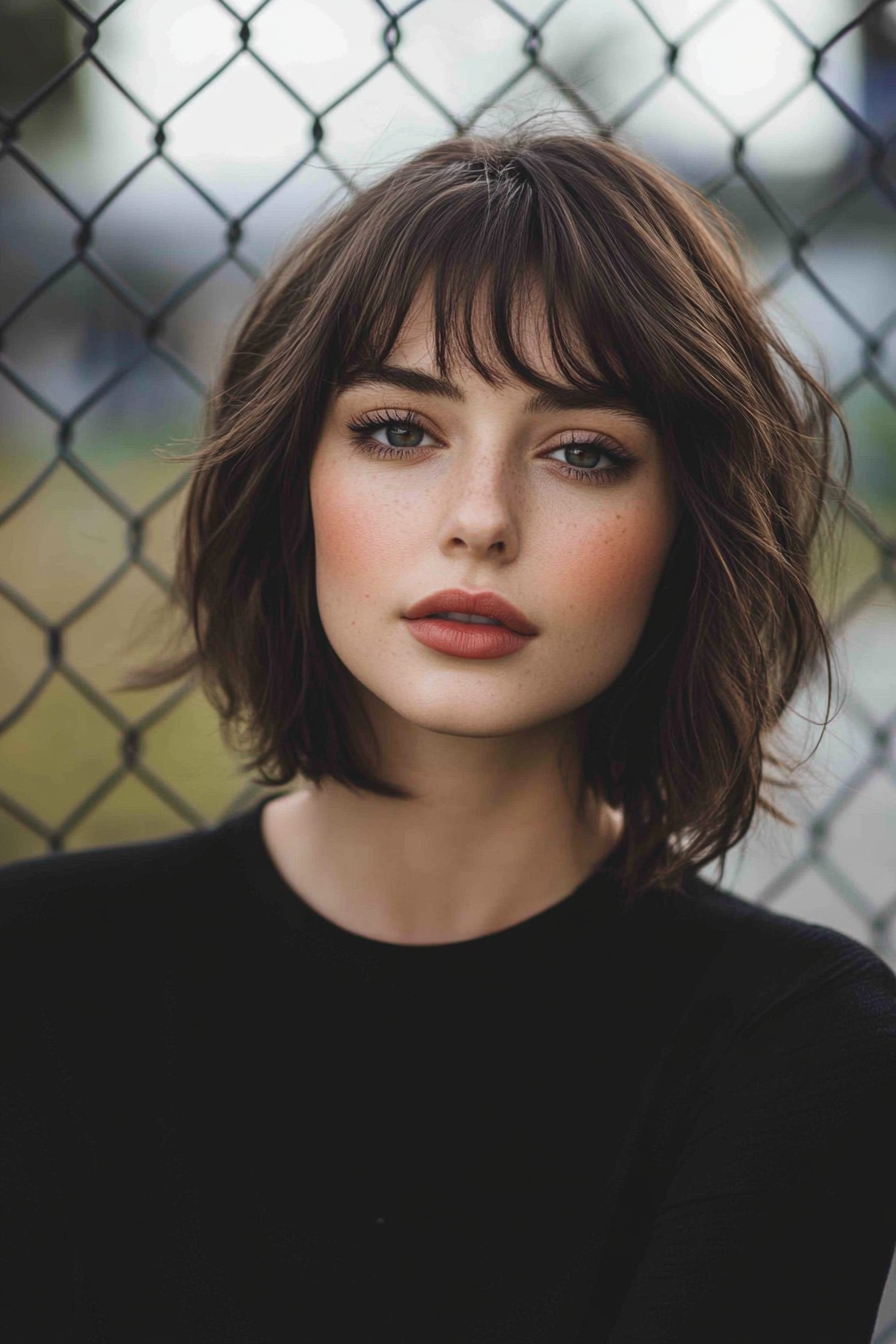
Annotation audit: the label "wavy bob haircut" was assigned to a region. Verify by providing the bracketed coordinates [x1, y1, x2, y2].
[121, 125, 856, 902]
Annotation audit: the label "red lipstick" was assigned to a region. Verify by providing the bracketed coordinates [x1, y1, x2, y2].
[403, 588, 538, 660]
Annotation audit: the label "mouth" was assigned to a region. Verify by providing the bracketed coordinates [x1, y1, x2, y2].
[426, 612, 505, 626]
[403, 614, 534, 660]
[403, 589, 538, 637]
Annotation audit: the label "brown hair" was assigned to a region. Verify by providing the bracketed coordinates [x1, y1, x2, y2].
[120, 124, 861, 902]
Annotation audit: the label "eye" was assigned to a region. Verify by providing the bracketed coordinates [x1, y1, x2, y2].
[377, 421, 428, 449]
[542, 436, 636, 484]
[346, 411, 438, 457]
[546, 442, 614, 470]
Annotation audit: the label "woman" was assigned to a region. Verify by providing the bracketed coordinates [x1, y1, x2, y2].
[2, 127, 895, 1343]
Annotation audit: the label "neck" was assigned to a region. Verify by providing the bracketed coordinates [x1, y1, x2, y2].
[262, 704, 624, 945]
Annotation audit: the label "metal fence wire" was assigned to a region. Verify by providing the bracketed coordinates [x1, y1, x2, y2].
[2, 0, 896, 1333]
[1, 6, 896, 927]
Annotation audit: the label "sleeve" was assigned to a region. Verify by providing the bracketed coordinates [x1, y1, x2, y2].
[605, 949, 896, 1344]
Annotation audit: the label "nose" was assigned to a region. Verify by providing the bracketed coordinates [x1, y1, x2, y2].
[438, 450, 521, 562]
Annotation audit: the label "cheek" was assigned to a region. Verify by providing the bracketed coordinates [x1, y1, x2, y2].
[548, 492, 675, 633]
[311, 460, 393, 586]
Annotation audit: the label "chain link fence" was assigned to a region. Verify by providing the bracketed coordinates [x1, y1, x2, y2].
[1, 0, 896, 1332]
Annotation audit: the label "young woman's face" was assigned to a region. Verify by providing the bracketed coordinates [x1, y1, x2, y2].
[310, 289, 680, 743]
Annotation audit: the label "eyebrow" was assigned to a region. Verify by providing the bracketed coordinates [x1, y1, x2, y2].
[334, 364, 647, 420]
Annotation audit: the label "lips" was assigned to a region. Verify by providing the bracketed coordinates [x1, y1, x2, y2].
[403, 589, 538, 636]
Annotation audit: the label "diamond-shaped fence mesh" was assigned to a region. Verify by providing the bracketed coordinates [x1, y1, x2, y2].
[3, 0, 896, 914]
[2, 0, 896, 1332]
[2, 1, 895, 901]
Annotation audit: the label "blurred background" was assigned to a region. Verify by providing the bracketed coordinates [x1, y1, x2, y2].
[2, 1, 896, 1333]
[1, 2, 895, 941]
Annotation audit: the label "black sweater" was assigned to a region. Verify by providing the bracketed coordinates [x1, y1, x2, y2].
[2, 794, 896, 1343]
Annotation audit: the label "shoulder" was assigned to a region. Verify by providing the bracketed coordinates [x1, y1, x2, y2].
[621, 865, 896, 1058]
[650, 865, 894, 981]
[668, 869, 896, 1066]
[612, 872, 896, 1193]
[0, 808, 282, 1066]
[0, 821, 235, 954]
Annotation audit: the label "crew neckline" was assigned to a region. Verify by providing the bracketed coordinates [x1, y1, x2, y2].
[218, 791, 628, 960]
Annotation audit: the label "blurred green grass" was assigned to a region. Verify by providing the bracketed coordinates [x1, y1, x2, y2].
[0, 424, 281, 862]
[1, 415, 894, 864]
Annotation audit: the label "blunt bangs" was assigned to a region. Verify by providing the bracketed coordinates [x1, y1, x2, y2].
[328, 158, 637, 411]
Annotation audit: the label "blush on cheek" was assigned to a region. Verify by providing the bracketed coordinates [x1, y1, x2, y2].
[311, 471, 391, 580]
[568, 504, 675, 634]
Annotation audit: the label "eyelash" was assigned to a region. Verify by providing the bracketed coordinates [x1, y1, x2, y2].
[346, 410, 636, 485]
